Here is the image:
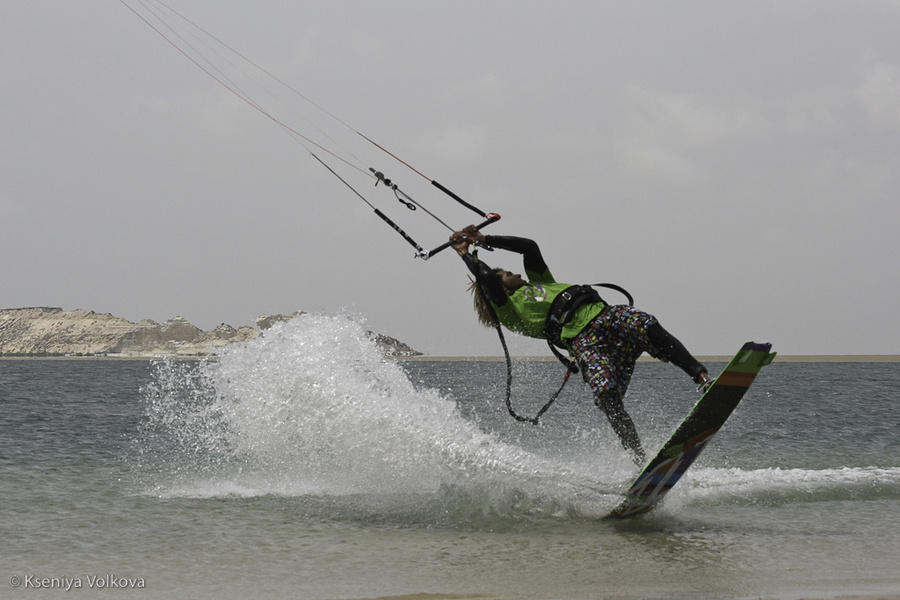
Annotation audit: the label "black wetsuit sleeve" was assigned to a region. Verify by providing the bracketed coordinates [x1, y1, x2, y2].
[482, 235, 548, 275]
[461, 253, 508, 306]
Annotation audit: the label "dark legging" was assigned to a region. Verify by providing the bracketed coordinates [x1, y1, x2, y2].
[647, 322, 707, 382]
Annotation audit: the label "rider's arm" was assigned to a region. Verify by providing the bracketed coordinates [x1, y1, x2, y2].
[482, 235, 548, 275]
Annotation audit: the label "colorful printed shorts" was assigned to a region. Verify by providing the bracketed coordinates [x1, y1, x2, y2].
[568, 305, 661, 414]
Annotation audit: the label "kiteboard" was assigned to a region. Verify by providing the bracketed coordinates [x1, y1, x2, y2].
[604, 341, 776, 520]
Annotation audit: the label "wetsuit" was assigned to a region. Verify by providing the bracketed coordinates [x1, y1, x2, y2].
[462, 235, 707, 463]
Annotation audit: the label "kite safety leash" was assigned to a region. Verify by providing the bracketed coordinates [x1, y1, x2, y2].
[472, 260, 638, 424]
[475, 277, 572, 426]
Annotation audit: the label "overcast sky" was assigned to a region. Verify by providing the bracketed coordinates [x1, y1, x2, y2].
[3, 1, 899, 357]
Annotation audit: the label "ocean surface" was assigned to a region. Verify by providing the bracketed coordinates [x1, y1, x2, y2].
[2, 313, 899, 600]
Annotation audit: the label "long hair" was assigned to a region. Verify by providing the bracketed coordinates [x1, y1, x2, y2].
[467, 269, 506, 328]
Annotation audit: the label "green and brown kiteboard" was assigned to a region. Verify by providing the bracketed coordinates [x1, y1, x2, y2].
[605, 341, 776, 520]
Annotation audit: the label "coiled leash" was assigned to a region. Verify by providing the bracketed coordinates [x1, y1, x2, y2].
[478, 281, 572, 425]
[476, 277, 634, 425]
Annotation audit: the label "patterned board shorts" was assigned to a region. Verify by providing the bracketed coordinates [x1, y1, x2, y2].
[568, 305, 662, 413]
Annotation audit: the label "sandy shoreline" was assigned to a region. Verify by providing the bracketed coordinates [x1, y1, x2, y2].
[2, 354, 899, 362]
[783, 596, 900, 600]
[358, 593, 900, 600]
[398, 354, 900, 363]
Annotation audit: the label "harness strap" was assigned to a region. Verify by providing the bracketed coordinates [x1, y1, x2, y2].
[473, 268, 635, 425]
[544, 285, 603, 348]
[543, 283, 635, 370]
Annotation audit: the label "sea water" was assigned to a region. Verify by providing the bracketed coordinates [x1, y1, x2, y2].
[1, 312, 899, 600]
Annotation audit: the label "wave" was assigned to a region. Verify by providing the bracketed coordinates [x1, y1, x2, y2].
[682, 465, 900, 508]
[134, 312, 900, 526]
[136, 313, 620, 522]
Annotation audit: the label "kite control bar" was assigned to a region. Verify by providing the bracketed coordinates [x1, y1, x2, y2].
[369, 168, 500, 259]
[418, 212, 501, 260]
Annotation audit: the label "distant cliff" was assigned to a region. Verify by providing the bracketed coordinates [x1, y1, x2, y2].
[0, 307, 421, 358]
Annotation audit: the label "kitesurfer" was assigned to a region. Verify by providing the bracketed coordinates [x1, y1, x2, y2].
[450, 225, 712, 464]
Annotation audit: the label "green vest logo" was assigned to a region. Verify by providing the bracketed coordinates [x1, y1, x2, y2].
[522, 285, 548, 303]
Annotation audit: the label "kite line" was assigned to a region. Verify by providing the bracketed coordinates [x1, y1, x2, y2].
[119, 0, 500, 258]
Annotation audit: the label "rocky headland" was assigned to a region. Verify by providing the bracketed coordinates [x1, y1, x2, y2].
[0, 307, 421, 358]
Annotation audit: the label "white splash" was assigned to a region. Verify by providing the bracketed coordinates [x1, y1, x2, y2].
[681, 465, 900, 507]
[141, 312, 602, 513]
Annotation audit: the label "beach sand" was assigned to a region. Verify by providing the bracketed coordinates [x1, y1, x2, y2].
[396, 355, 900, 362]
